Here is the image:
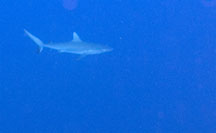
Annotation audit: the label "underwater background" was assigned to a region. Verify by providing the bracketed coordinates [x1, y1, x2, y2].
[0, 0, 216, 132]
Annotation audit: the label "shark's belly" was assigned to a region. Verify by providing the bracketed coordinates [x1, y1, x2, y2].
[45, 43, 109, 55]
[63, 49, 102, 55]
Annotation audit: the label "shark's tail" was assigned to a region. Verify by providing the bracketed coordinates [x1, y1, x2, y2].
[24, 29, 44, 53]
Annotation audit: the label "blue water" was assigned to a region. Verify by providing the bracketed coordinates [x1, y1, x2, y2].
[1, 0, 216, 132]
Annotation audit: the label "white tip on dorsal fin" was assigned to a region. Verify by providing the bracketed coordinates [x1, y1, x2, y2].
[73, 32, 82, 42]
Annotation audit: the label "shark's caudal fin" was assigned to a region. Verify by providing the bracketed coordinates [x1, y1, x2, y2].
[24, 29, 44, 53]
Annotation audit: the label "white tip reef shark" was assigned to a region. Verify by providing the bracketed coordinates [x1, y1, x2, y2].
[24, 29, 112, 57]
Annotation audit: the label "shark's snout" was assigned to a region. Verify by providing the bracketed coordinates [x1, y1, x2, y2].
[103, 48, 113, 52]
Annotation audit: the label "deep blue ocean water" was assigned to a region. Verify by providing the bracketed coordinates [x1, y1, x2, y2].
[1, 0, 216, 132]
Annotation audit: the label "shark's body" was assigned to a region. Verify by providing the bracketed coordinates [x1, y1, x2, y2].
[24, 29, 112, 56]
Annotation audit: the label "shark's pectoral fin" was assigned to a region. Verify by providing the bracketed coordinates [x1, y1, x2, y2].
[76, 54, 87, 60]
[38, 46, 43, 53]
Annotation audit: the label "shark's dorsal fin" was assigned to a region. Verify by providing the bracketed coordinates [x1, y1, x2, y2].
[73, 32, 82, 42]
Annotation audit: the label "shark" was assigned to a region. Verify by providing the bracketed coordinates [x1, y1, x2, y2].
[24, 29, 112, 57]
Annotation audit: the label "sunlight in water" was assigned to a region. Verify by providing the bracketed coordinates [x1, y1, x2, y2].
[201, 0, 216, 7]
[62, 0, 78, 10]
